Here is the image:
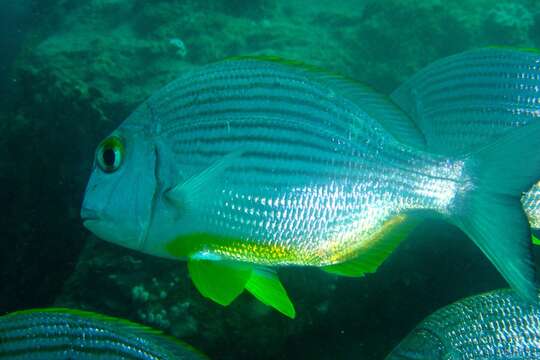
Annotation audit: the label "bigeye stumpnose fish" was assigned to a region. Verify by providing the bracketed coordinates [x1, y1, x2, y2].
[392, 47, 540, 238]
[386, 289, 540, 359]
[0, 308, 207, 359]
[81, 57, 540, 318]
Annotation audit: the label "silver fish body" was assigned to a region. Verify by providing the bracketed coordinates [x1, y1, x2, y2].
[392, 47, 540, 228]
[0, 308, 206, 360]
[83, 59, 463, 265]
[386, 289, 540, 360]
[81, 58, 540, 312]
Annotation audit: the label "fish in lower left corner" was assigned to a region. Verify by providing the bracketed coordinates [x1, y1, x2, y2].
[0, 307, 209, 360]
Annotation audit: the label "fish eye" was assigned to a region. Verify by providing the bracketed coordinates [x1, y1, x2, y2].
[96, 136, 124, 173]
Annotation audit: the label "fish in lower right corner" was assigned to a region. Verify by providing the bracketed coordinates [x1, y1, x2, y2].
[386, 289, 540, 360]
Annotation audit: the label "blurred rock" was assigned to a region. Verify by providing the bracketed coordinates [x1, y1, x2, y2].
[484, 2, 534, 45]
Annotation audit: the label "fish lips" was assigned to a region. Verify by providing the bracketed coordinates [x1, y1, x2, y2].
[80, 207, 147, 251]
[81, 207, 103, 231]
[81, 207, 100, 221]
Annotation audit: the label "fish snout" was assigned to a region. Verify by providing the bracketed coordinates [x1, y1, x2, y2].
[80, 207, 101, 221]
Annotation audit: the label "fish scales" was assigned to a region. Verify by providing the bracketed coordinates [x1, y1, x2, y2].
[386, 290, 540, 359]
[392, 49, 540, 153]
[392, 48, 540, 228]
[153, 62, 391, 141]
[82, 56, 540, 315]
[137, 60, 460, 264]
[0, 311, 178, 360]
[148, 62, 444, 190]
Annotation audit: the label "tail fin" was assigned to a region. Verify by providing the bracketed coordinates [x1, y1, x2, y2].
[455, 122, 540, 302]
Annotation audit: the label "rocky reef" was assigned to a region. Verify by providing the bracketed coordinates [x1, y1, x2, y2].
[3, 0, 540, 359]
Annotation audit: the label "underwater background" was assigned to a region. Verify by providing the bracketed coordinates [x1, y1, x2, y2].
[2, 0, 540, 359]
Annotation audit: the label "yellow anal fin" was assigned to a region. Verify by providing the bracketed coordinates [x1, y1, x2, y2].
[245, 267, 296, 319]
[322, 215, 420, 277]
[188, 259, 251, 306]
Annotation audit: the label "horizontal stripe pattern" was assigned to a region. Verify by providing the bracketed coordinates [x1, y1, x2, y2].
[391, 47, 540, 144]
[415, 290, 540, 358]
[391, 48, 540, 228]
[118, 58, 464, 264]
[141, 60, 433, 189]
[147, 60, 416, 145]
[0, 312, 191, 360]
[392, 49, 540, 150]
[164, 114, 444, 191]
[154, 77, 374, 140]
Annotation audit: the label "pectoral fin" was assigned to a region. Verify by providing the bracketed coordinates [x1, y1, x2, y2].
[165, 150, 243, 210]
[245, 267, 296, 318]
[322, 215, 420, 277]
[188, 259, 251, 306]
[533, 234, 540, 246]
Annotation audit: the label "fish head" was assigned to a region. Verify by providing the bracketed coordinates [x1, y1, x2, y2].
[385, 328, 448, 360]
[81, 127, 157, 252]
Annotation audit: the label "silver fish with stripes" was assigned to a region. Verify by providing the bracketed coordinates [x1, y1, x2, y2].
[0, 308, 207, 359]
[386, 289, 540, 359]
[392, 47, 540, 235]
[81, 57, 540, 318]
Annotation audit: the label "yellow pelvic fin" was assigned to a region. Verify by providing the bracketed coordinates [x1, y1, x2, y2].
[322, 215, 420, 277]
[187, 258, 296, 318]
[188, 259, 251, 306]
[245, 267, 296, 319]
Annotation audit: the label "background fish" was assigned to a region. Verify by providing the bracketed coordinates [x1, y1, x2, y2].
[386, 289, 540, 360]
[81, 58, 540, 317]
[391, 47, 540, 233]
[0, 308, 207, 359]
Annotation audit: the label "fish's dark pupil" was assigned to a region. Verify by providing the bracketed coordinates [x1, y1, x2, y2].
[103, 148, 116, 167]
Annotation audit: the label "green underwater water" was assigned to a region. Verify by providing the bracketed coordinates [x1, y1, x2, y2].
[1, 0, 540, 359]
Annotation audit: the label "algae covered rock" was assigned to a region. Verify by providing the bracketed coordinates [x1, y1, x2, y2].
[484, 2, 534, 45]
[55, 236, 338, 359]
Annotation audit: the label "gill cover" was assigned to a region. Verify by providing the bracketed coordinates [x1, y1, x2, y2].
[82, 131, 157, 252]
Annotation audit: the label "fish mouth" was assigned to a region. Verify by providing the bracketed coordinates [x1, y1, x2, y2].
[80, 207, 101, 222]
